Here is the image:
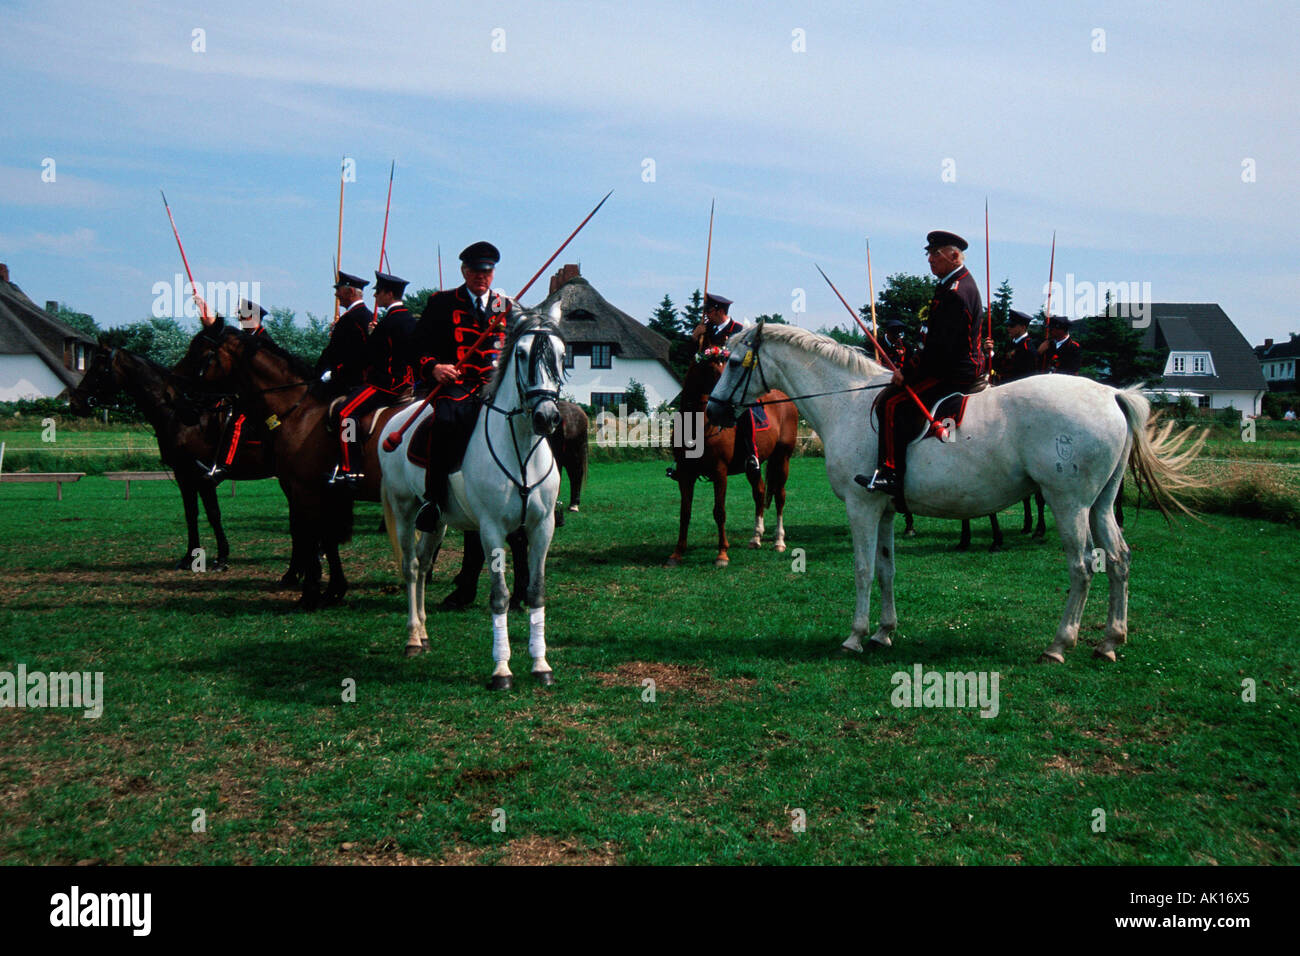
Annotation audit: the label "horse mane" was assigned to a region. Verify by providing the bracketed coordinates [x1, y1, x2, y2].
[735, 323, 886, 379]
[480, 309, 564, 404]
[234, 327, 316, 380]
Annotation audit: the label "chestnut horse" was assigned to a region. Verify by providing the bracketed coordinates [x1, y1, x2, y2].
[666, 348, 797, 567]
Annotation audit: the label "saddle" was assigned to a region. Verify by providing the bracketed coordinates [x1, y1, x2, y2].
[750, 403, 772, 432]
[327, 395, 394, 438]
[405, 403, 482, 474]
[909, 377, 987, 444]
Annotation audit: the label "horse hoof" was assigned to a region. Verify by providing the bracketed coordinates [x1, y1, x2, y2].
[1092, 647, 1117, 662]
[404, 644, 425, 658]
[1038, 651, 1065, 664]
[533, 670, 554, 687]
[211, 560, 229, 572]
[441, 591, 475, 610]
[714, 557, 729, 568]
[488, 674, 513, 691]
[748, 540, 761, 549]
[173, 558, 190, 571]
[837, 644, 863, 656]
[904, 528, 917, 538]
[665, 555, 682, 568]
[568, 504, 579, 512]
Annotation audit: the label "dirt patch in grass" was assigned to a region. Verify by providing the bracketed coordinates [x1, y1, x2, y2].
[589, 661, 757, 701]
[437, 836, 620, 866]
[336, 837, 440, 865]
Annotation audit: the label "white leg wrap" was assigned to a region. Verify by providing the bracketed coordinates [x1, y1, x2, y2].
[528, 606, 546, 660]
[492, 612, 510, 663]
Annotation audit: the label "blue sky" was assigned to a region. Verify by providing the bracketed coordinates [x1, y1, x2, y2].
[2, 0, 1296, 344]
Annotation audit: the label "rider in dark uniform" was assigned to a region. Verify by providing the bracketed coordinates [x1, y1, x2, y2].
[329, 272, 415, 485]
[856, 230, 986, 498]
[881, 318, 908, 369]
[692, 293, 758, 478]
[208, 298, 273, 480]
[410, 241, 514, 531]
[1039, 316, 1082, 374]
[993, 309, 1038, 382]
[317, 271, 372, 396]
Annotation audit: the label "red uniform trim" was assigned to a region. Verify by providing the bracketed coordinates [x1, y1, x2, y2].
[223, 414, 245, 466]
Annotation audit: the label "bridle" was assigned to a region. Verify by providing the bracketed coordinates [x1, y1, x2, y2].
[713, 323, 890, 418]
[482, 325, 564, 526]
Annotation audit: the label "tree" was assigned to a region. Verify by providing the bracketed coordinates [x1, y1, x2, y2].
[56, 304, 99, 339]
[648, 294, 681, 340]
[98, 316, 190, 368]
[262, 308, 330, 365]
[818, 324, 867, 348]
[992, 279, 1013, 326]
[1075, 311, 1165, 386]
[624, 379, 649, 414]
[753, 313, 787, 325]
[681, 288, 704, 333]
[871, 273, 936, 342]
[405, 287, 437, 317]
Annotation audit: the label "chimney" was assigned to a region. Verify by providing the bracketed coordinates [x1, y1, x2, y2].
[1264, 338, 1274, 351]
[46, 300, 59, 314]
[0, 263, 8, 282]
[548, 263, 581, 296]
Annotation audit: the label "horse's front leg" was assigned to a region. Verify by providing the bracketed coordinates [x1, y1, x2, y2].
[712, 467, 730, 567]
[524, 510, 556, 686]
[666, 466, 694, 566]
[481, 522, 514, 689]
[841, 492, 884, 652]
[196, 479, 229, 571]
[175, 471, 202, 570]
[747, 467, 766, 549]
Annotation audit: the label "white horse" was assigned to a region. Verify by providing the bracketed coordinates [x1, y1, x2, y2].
[707, 322, 1204, 662]
[380, 307, 564, 688]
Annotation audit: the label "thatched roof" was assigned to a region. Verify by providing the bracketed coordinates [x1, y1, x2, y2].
[533, 275, 671, 365]
[0, 277, 96, 390]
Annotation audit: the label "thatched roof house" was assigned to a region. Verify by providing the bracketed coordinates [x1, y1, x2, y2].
[0, 264, 96, 400]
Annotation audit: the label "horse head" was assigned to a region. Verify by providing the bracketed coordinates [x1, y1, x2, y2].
[68, 344, 121, 415]
[488, 302, 566, 437]
[707, 319, 767, 429]
[175, 315, 242, 390]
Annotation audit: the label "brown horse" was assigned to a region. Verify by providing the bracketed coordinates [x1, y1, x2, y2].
[548, 400, 589, 527]
[68, 345, 281, 573]
[174, 319, 401, 608]
[666, 353, 797, 567]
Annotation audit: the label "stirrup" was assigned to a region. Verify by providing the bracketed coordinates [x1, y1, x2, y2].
[415, 500, 442, 533]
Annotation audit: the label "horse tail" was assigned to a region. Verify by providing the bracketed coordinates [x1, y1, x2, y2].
[1114, 387, 1208, 520]
[381, 481, 402, 564]
[326, 480, 355, 545]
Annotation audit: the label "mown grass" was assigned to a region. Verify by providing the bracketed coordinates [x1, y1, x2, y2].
[0, 461, 1295, 865]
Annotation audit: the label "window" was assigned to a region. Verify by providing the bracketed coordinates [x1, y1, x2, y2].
[1172, 356, 1185, 373]
[591, 344, 612, 369]
[563, 348, 574, 370]
[1197, 396, 1210, 409]
[1193, 356, 1205, 374]
[590, 391, 624, 410]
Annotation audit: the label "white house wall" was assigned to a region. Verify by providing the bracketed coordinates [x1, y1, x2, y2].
[1209, 389, 1263, 415]
[0, 355, 66, 400]
[563, 356, 680, 408]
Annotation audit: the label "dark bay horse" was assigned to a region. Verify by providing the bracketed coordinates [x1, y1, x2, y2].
[175, 319, 375, 608]
[666, 351, 798, 567]
[68, 346, 278, 572]
[548, 400, 588, 527]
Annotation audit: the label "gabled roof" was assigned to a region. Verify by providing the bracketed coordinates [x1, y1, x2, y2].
[1139, 303, 1265, 392]
[534, 275, 671, 365]
[0, 278, 96, 390]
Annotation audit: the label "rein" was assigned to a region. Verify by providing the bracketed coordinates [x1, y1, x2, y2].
[481, 326, 562, 527]
[715, 327, 889, 413]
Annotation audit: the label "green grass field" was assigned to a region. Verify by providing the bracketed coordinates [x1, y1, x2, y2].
[0, 460, 1295, 865]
